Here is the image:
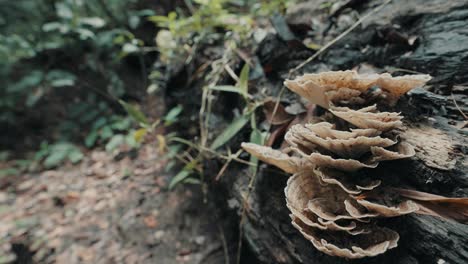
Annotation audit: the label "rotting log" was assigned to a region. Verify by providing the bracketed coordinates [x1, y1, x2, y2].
[217, 1, 468, 263]
[165, 0, 468, 263]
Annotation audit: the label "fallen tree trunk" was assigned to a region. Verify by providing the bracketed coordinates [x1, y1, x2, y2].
[217, 1, 468, 263]
[165, 0, 468, 263]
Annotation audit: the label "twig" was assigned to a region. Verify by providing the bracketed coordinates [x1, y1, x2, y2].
[218, 222, 230, 264]
[169, 137, 256, 166]
[289, 0, 392, 75]
[451, 93, 468, 120]
[224, 64, 240, 82]
[235, 166, 257, 264]
[215, 149, 243, 181]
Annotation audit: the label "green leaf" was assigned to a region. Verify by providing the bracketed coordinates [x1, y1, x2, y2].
[92, 117, 107, 130]
[164, 105, 183, 125]
[80, 109, 100, 123]
[46, 69, 76, 87]
[79, 17, 106, 28]
[164, 160, 176, 173]
[44, 151, 68, 168]
[134, 128, 147, 143]
[46, 70, 76, 84]
[168, 168, 192, 190]
[76, 28, 95, 40]
[26, 87, 44, 107]
[68, 150, 84, 164]
[248, 128, 265, 175]
[210, 114, 250, 150]
[122, 43, 139, 53]
[85, 130, 98, 148]
[50, 79, 74, 87]
[119, 100, 149, 125]
[0, 168, 19, 178]
[238, 63, 250, 98]
[148, 15, 170, 24]
[55, 2, 73, 19]
[125, 131, 139, 148]
[100, 126, 114, 140]
[111, 117, 131, 130]
[8, 70, 44, 92]
[209, 85, 242, 94]
[182, 178, 201, 185]
[42, 22, 65, 32]
[105, 134, 125, 152]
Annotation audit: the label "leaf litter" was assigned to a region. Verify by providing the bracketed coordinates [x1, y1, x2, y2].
[0, 144, 230, 264]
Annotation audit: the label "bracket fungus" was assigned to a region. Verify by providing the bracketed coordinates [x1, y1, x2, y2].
[241, 70, 468, 259]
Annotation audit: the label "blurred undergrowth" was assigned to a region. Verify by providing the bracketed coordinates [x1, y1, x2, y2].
[0, 0, 156, 173]
[0, 0, 296, 182]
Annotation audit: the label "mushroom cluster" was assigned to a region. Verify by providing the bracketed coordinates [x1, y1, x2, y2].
[241, 70, 439, 258]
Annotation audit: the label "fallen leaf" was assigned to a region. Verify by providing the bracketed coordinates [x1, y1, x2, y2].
[394, 188, 468, 224]
[263, 98, 294, 125]
[143, 215, 158, 228]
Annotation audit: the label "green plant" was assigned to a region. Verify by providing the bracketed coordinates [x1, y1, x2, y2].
[0, 0, 151, 147]
[146, 0, 298, 189]
[35, 142, 84, 168]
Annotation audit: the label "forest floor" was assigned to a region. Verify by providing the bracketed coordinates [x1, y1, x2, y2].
[0, 144, 230, 264]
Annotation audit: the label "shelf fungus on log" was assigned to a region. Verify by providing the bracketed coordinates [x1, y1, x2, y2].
[283, 70, 432, 108]
[241, 70, 468, 259]
[329, 106, 404, 132]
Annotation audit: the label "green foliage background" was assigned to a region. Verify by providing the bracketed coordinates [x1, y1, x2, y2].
[0, 0, 293, 178]
[0, 0, 156, 168]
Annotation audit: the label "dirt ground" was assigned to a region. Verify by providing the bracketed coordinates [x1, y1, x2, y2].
[0, 144, 234, 264]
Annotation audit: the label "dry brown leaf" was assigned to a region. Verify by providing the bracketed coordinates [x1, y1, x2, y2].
[263, 98, 294, 125]
[143, 215, 158, 228]
[394, 188, 468, 224]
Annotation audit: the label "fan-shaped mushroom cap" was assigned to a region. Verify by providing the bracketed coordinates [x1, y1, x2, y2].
[241, 143, 301, 174]
[315, 168, 381, 195]
[377, 73, 432, 98]
[284, 71, 380, 108]
[344, 199, 379, 219]
[355, 199, 419, 217]
[325, 88, 366, 106]
[285, 172, 360, 232]
[301, 152, 378, 171]
[291, 216, 399, 259]
[305, 122, 381, 139]
[370, 142, 415, 162]
[330, 106, 403, 131]
[284, 71, 431, 108]
[284, 78, 329, 108]
[286, 123, 396, 158]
